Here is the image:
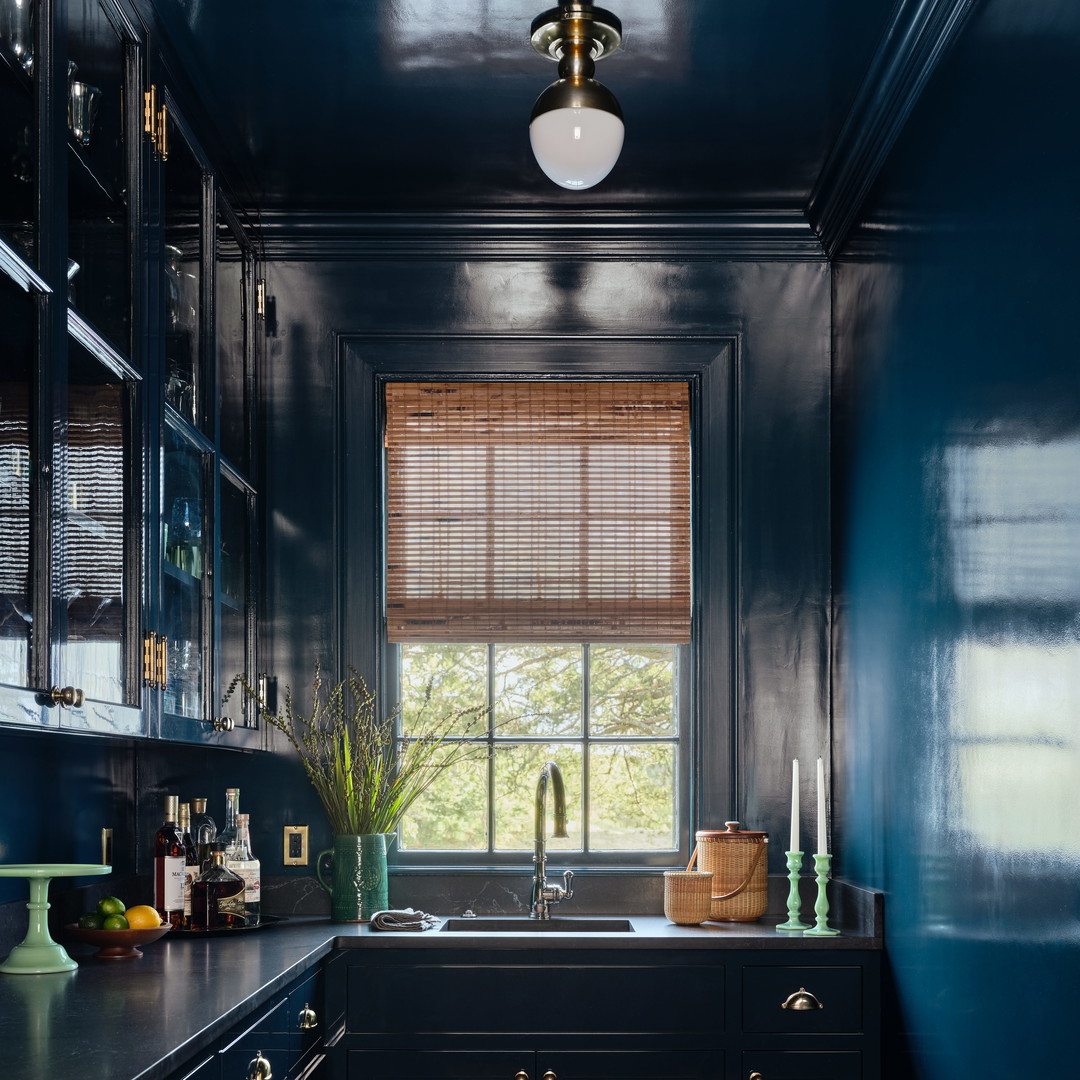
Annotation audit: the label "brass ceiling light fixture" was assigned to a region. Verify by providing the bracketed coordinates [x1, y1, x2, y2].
[529, 2, 623, 190]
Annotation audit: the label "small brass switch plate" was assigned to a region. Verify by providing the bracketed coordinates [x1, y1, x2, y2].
[283, 825, 309, 866]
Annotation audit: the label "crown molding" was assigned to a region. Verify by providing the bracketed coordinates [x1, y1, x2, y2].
[253, 210, 826, 262]
[807, 0, 979, 259]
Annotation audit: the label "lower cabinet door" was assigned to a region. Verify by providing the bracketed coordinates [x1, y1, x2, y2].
[172, 1053, 219, 1080]
[346, 1050, 529, 1080]
[540, 1051, 718, 1080]
[741, 1051, 861, 1080]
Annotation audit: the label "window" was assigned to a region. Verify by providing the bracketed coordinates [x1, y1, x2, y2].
[383, 380, 691, 864]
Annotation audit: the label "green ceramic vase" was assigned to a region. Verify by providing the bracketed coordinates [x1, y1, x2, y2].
[316, 833, 388, 922]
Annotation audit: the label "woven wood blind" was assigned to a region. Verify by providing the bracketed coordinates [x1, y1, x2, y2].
[384, 381, 691, 643]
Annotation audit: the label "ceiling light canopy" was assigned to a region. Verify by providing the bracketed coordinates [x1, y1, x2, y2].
[529, 3, 623, 190]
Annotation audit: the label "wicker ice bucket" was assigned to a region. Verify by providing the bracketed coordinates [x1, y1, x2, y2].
[662, 870, 714, 925]
[689, 821, 769, 922]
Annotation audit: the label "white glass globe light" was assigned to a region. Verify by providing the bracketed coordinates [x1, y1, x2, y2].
[529, 105, 625, 189]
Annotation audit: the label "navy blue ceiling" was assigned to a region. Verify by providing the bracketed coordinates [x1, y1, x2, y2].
[147, 0, 894, 217]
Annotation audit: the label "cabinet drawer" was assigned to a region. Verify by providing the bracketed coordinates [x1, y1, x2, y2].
[742, 967, 863, 1034]
[347, 960, 726, 1036]
[740, 1050, 861, 1079]
[347, 1050, 529, 1080]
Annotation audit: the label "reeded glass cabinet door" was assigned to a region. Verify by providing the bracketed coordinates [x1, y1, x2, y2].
[66, 0, 134, 353]
[55, 334, 143, 733]
[161, 414, 208, 722]
[0, 272, 35, 695]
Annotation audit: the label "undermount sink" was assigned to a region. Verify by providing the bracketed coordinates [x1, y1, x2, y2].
[440, 917, 634, 933]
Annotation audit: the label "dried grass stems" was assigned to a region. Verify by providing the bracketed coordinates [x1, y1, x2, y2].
[224, 663, 491, 837]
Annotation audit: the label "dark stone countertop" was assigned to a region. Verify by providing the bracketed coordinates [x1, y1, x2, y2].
[0, 884, 881, 1080]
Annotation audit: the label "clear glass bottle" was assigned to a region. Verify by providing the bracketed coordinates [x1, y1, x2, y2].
[226, 812, 261, 925]
[153, 794, 186, 928]
[191, 842, 246, 930]
[215, 787, 240, 854]
[177, 802, 201, 929]
[190, 797, 217, 867]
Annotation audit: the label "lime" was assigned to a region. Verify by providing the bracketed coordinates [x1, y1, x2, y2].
[102, 913, 129, 930]
[78, 912, 104, 930]
[96, 895, 126, 916]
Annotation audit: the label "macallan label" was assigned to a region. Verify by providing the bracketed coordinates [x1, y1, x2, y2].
[155, 855, 186, 912]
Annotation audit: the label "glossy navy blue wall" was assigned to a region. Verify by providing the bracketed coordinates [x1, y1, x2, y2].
[261, 256, 834, 857]
[832, 1, 1080, 1076]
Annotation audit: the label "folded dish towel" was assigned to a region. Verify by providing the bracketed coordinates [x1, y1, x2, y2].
[369, 908, 440, 932]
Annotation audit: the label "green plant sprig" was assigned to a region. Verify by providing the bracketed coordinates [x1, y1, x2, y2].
[223, 663, 491, 837]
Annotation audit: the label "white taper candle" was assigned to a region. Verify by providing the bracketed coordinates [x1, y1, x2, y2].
[789, 758, 799, 852]
[817, 756, 827, 855]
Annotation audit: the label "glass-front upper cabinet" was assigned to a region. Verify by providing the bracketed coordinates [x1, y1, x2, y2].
[160, 413, 208, 727]
[55, 326, 143, 734]
[0, 0, 36, 267]
[66, 0, 137, 355]
[152, 103, 260, 745]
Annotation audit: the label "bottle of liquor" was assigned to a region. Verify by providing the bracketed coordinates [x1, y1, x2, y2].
[226, 813, 261, 926]
[189, 797, 217, 867]
[177, 801, 201, 929]
[191, 842, 246, 930]
[215, 787, 240, 854]
[154, 795, 186, 928]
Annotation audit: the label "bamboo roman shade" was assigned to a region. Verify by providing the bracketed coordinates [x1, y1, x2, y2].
[384, 381, 691, 643]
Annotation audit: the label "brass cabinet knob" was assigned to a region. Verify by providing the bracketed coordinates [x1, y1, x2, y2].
[297, 1002, 318, 1030]
[247, 1051, 272, 1080]
[212, 716, 236, 732]
[749, 1073, 764, 1080]
[48, 686, 85, 708]
[514, 1072, 529, 1080]
[781, 987, 823, 1010]
[543, 1072, 557, 1080]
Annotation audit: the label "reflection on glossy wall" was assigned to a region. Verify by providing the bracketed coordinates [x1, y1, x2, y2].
[833, 0, 1080, 1075]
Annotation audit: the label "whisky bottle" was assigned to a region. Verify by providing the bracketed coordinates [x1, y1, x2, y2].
[153, 794, 186, 928]
[191, 842, 246, 930]
[189, 797, 217, 867]
[177, 801, 201, 929]
[226, 813, 261, 926]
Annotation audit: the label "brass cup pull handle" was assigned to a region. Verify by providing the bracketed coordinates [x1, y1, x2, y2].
[749, 1073, 764, 1080]
[247, 1050, 272, 1080]
[49, 686, 85, 708]
[543, 1072, 557, 1080]
[781, 987, 823, 1010]
[514, 1072, 529, 1080]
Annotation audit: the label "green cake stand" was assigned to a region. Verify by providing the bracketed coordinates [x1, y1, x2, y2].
[0, 864, 111, 974]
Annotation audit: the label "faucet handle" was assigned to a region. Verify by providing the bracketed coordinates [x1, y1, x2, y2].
[561, 870, 574, 899]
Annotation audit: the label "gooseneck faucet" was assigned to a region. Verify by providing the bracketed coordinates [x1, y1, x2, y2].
[531, 760, 574, 920]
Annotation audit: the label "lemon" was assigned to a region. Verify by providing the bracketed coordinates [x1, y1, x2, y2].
[102, 913, 129, 930]
[125, 905, 163, 929]
[97, 895, 126, 916]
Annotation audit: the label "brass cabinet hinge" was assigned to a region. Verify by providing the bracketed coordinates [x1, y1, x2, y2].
[143, 86, 168, 159]
[143, 630, 157, 686]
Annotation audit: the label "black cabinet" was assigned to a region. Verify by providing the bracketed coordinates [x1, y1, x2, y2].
[331, 947, 879, 1080]
[167, 963, 330, 1080]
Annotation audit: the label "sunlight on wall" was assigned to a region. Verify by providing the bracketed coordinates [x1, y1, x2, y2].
[947, 436, 1080, 857]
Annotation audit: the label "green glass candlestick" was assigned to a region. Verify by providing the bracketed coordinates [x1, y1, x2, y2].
[803, 853, 840, 937]
[776, 850, 811, 931]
